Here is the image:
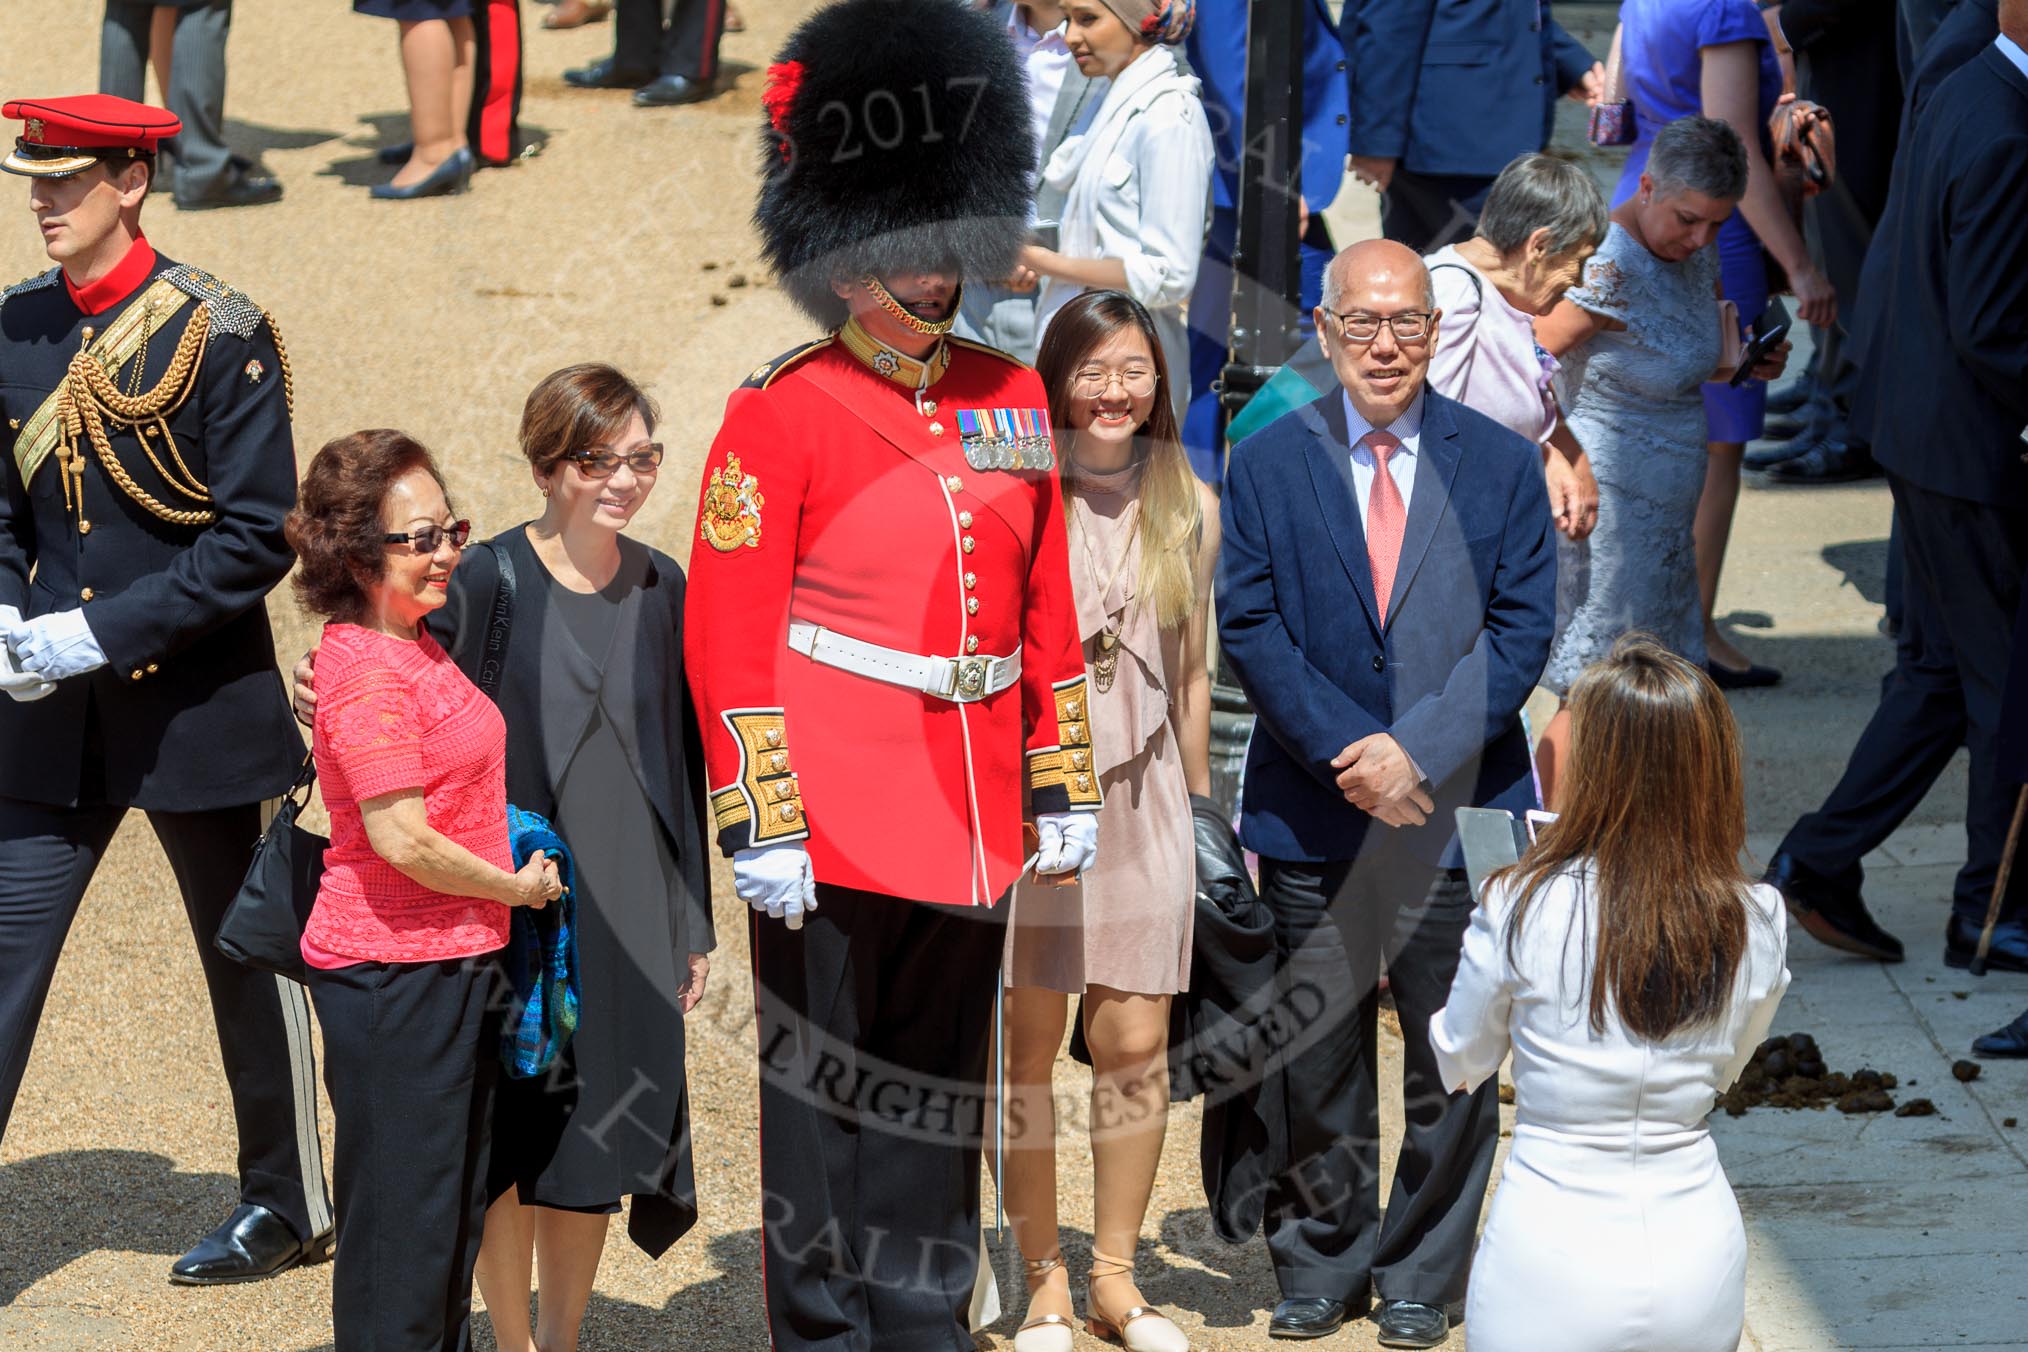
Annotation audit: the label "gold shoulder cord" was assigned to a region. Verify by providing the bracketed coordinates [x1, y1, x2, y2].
[53, 303, 291, 528]
[58, 300, 214, 525]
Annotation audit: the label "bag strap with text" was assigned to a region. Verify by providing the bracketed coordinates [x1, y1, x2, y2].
[477, 540, 517, 700]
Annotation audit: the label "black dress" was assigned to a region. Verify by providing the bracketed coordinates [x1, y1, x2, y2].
[432, 528, 713, 1257]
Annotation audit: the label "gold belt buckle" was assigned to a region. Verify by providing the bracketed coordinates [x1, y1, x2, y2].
[954, 654, 991, 700]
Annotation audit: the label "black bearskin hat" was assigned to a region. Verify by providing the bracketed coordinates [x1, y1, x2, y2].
[755, 0, 1037, 329]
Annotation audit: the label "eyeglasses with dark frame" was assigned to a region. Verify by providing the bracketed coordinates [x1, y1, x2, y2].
[565, 444, 666, 479]
[382, 519, 472, 554]
[1321, 309, 1436, 344]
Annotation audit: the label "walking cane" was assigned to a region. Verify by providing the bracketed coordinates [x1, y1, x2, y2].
[1969, 785, 2028, 977]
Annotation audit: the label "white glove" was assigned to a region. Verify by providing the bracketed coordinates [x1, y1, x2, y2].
[0, 607, 55, 702]
[733, 843, 819, 930]
[1032, 811, 1098, 877]
[4, 608, 107, 682]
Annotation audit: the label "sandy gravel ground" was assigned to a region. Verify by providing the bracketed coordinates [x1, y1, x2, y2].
[0, 4, 1973, 1350]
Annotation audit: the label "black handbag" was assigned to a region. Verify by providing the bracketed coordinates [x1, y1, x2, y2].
[214, 751, 326, 983]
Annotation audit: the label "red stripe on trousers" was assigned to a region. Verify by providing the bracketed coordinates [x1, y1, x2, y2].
[479, 0, 519, 164]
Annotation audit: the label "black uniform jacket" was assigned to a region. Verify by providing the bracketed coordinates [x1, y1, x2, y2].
[0, 248, 303, 810]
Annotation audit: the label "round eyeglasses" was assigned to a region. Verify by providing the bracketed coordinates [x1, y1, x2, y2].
[1071, 367, 1159, 399]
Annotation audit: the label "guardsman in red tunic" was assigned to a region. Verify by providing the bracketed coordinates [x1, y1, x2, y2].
[683, 2, 1100, 1344]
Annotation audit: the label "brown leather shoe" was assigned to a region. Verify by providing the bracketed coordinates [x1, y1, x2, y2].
[542, 0, 611, 29]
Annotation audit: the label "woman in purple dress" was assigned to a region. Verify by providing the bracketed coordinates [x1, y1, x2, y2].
[1614, 0, 1835, 688]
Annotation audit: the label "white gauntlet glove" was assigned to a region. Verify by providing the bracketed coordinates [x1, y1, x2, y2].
[1032, 812, 1098, 877]
[4, 608, 107, 683]
[733, 843, 819, 930]
[0, 607, 56, 702]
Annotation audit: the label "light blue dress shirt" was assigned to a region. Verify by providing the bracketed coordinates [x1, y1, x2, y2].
[1341, 387, 1426, 526]
[1997, 33, 2028, 81]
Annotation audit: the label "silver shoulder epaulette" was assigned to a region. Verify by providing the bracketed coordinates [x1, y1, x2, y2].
[1, 267, 61, 306]
[161, 263, 265, 339]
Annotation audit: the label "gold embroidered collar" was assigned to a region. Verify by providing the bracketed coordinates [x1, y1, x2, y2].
[838, 317, 950, 390]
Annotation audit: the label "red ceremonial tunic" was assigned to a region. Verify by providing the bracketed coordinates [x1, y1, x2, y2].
[685, 326, 1100, 907]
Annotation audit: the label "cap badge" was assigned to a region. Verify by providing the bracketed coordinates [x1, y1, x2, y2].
[700, 451, 766, 552]
[23, 118, 43, 143]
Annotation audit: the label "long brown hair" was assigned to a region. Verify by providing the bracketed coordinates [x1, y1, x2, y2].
[1497, 635, 1753, 1041]
[1035, 290, 1202, 630]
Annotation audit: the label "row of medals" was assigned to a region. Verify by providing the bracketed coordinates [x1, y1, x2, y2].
[962, 431, 1056, 473]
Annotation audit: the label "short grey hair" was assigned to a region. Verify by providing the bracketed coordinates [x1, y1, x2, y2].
[1476, 153, 1609, 258]
[1320, 250, 1435, 313]
[1647, 116, 1749, 203]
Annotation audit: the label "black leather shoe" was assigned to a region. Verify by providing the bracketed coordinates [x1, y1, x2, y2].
[1270, 1297, 1351, 1339]
[632, 74, 715, 106]
[370, 147, 473, 200]
[169, 1204, 334, 1285]
[1763, 439, 1879, 485]
[1973, 1010, 2028, 1057]
[1766, 376, 1816, 416]
[1764, 852, 1904, 962]
[1705, 658, 1781, 690]
[563, 56, 653, 88]
[174, 170, 283, 211]
[1375, 1300, 1455, 1349]
[1945, 913, 2028, 973]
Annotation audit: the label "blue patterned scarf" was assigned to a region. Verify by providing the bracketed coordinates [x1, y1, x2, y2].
[502, 805, 581, 1079]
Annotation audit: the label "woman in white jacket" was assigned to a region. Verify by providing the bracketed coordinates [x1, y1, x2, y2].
[1431, 635, 1790, 1352]
[1021, 0, 1213, 419]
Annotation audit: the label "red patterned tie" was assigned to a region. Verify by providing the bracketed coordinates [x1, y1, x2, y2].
[1362, 430, 1405, 624]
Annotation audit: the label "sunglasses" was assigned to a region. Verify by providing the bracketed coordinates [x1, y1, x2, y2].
[382, 519, 472, 554]
[565, 444, 665, 479]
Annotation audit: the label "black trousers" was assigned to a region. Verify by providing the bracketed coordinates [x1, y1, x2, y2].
[613, 0, 724, 82]
[1260, 853, 1497, 1310]
[1882, 473, 2028, 925]
[1780, 517, 1967, 892]
[309, 955, 502, 1352]
[1378, 169, 1495, 255]
[0, 796, 329, 1242]
[751, 887, 1005, 1351]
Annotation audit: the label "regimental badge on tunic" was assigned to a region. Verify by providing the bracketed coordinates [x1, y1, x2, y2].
[244, 359, 265, 383]
[956, 407, 1055, 472]
[700, 452, 766, 552]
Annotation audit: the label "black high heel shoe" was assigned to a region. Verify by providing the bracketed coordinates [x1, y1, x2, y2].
[370, 146, 473, 200]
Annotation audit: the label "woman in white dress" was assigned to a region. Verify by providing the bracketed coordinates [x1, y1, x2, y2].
[1432, 635, 1790, 1352]
[1019, 0, 1214, 419]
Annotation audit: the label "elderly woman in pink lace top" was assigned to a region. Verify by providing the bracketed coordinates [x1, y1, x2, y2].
[283, 428, 558, 1352]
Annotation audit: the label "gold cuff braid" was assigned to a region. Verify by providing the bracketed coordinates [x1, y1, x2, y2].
[710, 708, 811, 849]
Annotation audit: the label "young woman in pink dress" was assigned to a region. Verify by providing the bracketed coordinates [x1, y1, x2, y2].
[999, 290, 1219, 1352]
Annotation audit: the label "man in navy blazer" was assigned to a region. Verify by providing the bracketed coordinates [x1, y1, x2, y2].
[1344, 0, 1601, 251]
[1843, 7, 2028, 969]
[1217, 240, 1554, 1346]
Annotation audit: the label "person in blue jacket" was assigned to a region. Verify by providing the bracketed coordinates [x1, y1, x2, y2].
[1344, 0, 1602, 252]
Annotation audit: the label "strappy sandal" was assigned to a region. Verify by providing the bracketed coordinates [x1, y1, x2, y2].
[1014, 1254, 1076, 1352]
[1086, 1249, 1189, 1351]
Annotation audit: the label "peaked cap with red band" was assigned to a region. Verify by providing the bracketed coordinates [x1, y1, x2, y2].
[2, 94, 181, 178]
[752, 0, 1036, 329]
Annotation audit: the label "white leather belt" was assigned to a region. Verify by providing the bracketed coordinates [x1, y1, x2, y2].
[787, 622, 1021, 703]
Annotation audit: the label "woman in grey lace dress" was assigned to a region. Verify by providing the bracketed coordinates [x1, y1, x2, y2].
[1530, 118, 1788, 799]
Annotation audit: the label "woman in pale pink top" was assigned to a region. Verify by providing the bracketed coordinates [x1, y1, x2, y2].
[1424, 153, 1609, 545]
[283, 429, 559, 1352]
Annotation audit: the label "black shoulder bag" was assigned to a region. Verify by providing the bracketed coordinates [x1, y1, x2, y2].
[215, 544, 519, 981]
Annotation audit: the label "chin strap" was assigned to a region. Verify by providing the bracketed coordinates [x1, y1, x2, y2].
[861, 273, 961, 336]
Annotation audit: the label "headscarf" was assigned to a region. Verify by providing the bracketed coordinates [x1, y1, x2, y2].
[1096, 0, 1194, 46]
